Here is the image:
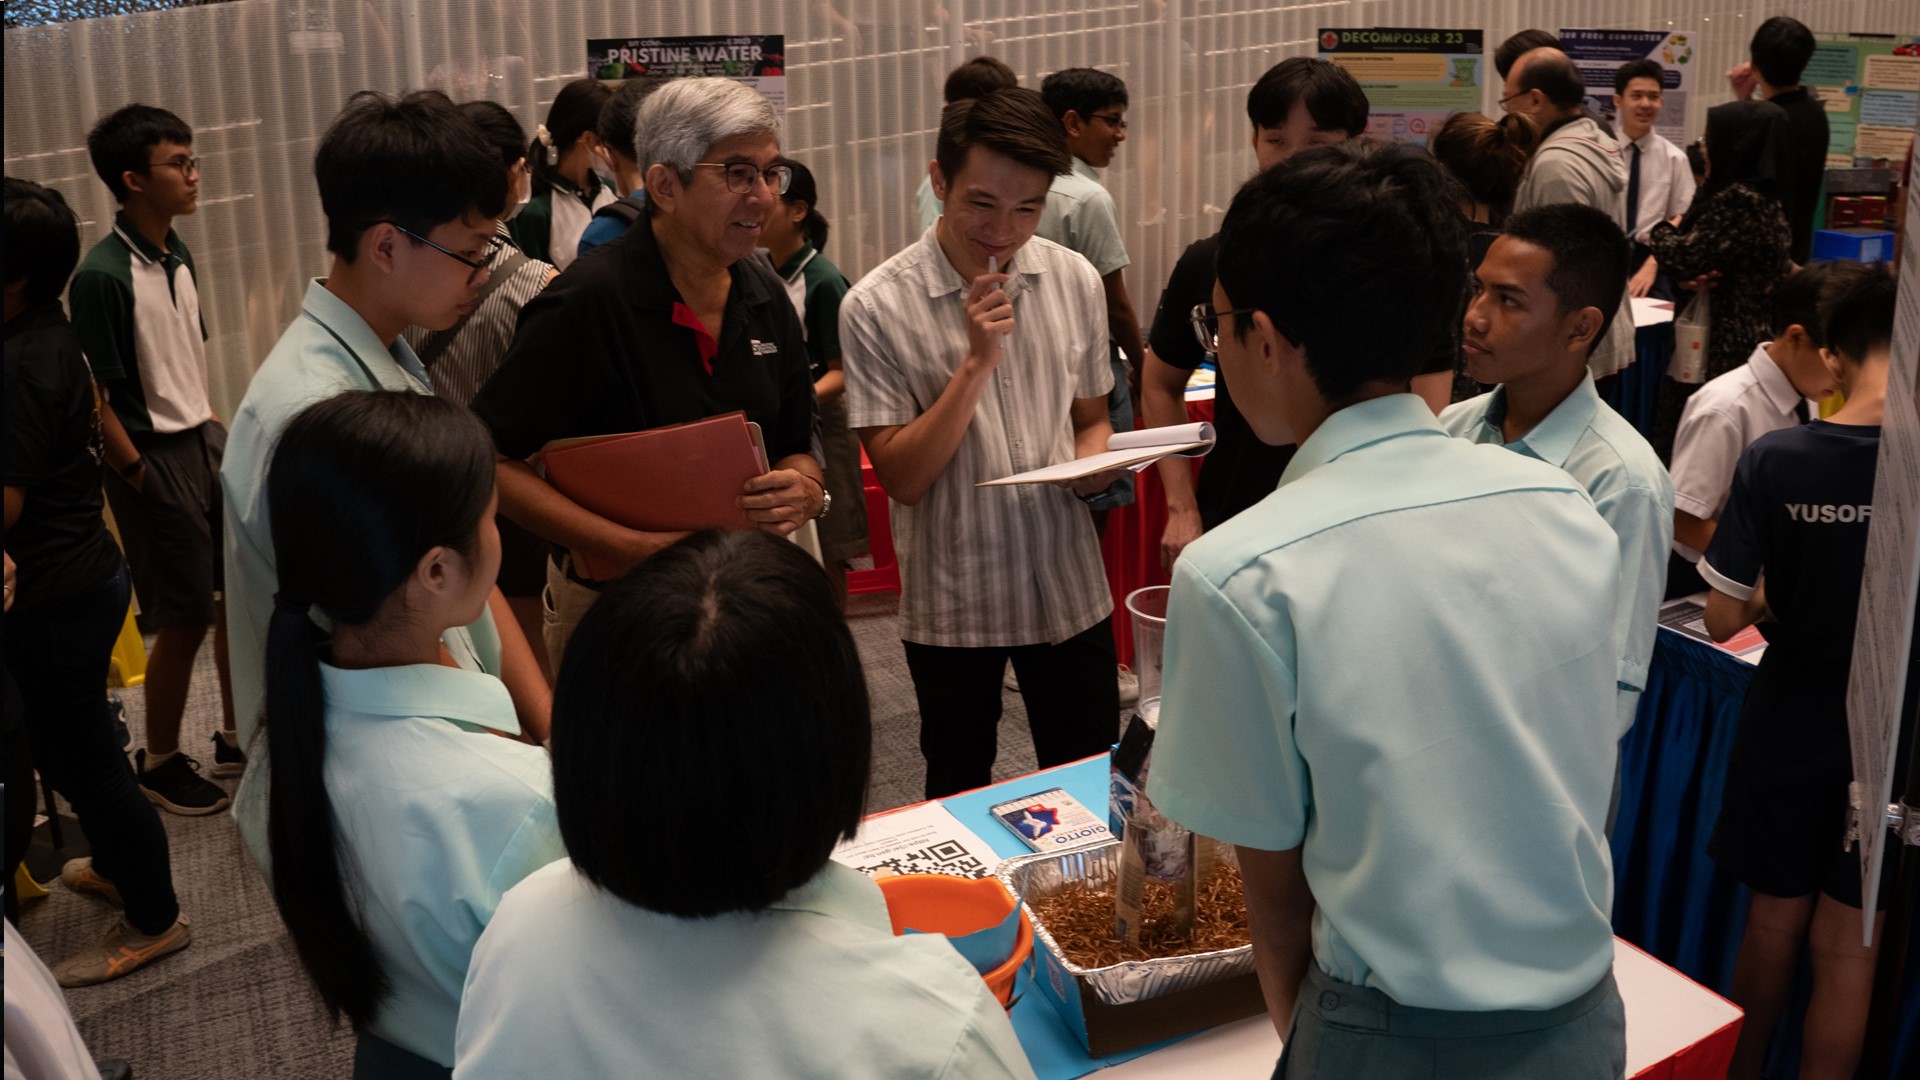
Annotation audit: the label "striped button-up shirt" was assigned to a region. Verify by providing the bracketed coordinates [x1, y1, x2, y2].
[402, 222, 556, 408]
[842, 226, 1113, 647]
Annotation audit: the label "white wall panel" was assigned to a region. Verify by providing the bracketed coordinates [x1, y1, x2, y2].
[5, 1, 1910, 417]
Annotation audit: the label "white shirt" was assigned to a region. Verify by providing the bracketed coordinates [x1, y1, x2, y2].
[1669, 341, 1808, 560]
[4, 920, 96, 1080]
[1625, 131, 1696, 246]
[841, 227, 1114, 647]
[454, 859, 1038, 1079]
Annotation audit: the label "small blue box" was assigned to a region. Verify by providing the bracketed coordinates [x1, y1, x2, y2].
[1811, 228, 1896, 264]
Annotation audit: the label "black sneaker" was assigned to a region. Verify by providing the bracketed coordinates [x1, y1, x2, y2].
[135, 750, 231, 816]
[209, 730, 247, 778]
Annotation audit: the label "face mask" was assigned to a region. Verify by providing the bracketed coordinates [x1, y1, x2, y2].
[590, 146, 619, 187]
[504, 180, 532, 220]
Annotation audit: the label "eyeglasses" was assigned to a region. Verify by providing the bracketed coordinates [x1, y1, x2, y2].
[145, 155, 200, 177]
[692, 162, 793, 195]
[1190, 302, 1299, 354]
[380, 222, 504, 284]
[1089, 112, 1129, 131]
[1497, 91, 1531, 113]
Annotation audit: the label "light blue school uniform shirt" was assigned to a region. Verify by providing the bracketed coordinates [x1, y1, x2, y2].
[1150, 394, 1621, 1012]
[223, 281, 511, 844]
[1441, 373, 1675, 736]
[303, 662, 560, 1066]
[454, 859, 1038, 1080]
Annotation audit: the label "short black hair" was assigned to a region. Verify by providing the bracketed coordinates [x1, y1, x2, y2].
[550, 530, 871, 918]
[1821, 262, 1896, 363]
[1500, 204, 1631, 351]
[1246, 57, 1368, 136]
[944, 56, 1018, 104]
[1495, 30, 1560, 80]
[1769, 260, 1873, 343]
[1614, 59, 1665, 96]
[1040, 67, 1128, 124]
[86, 103, 193, 203]
[935, 88, 1071, 187]
[1516, 51, 1586, 110]
[597, 76, 667, 163]
[314, 90, 507, 262]
[458, 100, 527, 171]
[1750, 16, 1816, 88]
[3, 177, 82, 305]
[1216, 142, 1467, 405]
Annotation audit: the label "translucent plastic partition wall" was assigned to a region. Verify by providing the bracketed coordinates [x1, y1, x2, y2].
[4, 1, 1910, 416]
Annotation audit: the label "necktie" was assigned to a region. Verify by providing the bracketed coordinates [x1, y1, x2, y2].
[1793, 399, 1810, 424]
[1625, 142, 1642, 236]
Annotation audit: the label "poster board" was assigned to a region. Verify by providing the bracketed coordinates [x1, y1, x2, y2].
[1848, 124, 1920, 930]
[1806, 35, 1920, 168]
[1317, 28, 1482, 148]
[1559, 28, 1695, 146]
[586, 35, 786, 116]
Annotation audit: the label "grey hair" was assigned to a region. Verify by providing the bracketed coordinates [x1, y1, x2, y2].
[633, 77, 780, 186]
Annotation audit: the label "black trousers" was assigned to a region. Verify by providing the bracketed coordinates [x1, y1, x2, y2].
[903, 616, 1120, 800]
[5, 563, 179, 934]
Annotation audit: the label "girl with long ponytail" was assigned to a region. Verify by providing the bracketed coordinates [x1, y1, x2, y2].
[263, 390, 563, 1080]
[506, 78, 615, 270]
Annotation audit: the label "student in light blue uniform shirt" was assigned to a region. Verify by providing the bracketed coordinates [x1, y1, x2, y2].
[1150, 144, 1627, 1079]
[455, 531, 1036, 1080]
[260, 391, 563, 1079]
[1441, 204, 1674, 746]
[223, 91, 552, 826]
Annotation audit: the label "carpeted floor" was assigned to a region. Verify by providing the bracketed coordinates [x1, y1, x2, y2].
[14, 591, 1072, 1079]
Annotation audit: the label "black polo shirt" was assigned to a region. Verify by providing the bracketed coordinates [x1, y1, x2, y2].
[1147, 235, 1295, 531]
[3, 303, 123, 616]
[1769, 87, 1829, 265]
[475, 214, 817, 467]
[1702, 420, 1877, 785]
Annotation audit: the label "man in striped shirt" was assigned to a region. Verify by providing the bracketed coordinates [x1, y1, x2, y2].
[843, 88, 1125, 799]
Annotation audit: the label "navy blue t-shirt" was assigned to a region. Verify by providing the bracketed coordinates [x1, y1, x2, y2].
[1702, 419, 1879, 783]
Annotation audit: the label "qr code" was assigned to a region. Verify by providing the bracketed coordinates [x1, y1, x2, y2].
[857, 840, 989, 879]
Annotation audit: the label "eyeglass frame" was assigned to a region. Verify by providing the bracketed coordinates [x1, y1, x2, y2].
[376, 221, 504, 284]
[144, 155, 200, 178]
[1088, 112, 1129, 131]
[691, 161, 794, 195]
[1189, 301, 1301, 355]
[1497, 90, 1534, 113]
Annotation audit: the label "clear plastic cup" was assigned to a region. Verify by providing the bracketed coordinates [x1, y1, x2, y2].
[1126, 585, 1170, 723]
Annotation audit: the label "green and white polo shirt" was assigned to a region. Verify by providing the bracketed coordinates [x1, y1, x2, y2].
[69, 212, 212, 437]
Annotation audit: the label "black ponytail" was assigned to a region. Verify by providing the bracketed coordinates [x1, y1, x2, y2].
[776, 155, 830, 251]
[262, 390, 496, 1030]
[529, 79, 612, 198]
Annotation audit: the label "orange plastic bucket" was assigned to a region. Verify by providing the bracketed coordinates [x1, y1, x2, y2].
[877, 874, 1034, 1007]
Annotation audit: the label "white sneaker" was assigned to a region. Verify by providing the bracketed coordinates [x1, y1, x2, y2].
[1117, 664, 1140, 709]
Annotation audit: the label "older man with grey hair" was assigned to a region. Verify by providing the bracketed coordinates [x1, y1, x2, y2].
[474, 77, 824, 669]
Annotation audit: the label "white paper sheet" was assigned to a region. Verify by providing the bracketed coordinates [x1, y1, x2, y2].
[980, 422, 1216, 486]
[831, 801, 1003, 879]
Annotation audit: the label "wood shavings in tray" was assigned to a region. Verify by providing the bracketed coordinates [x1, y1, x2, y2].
[1029, 863, 1249, 969]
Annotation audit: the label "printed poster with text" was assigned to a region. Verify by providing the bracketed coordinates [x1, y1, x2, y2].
[587, 35, 786, 116]
[1318, 28, 1482, 148]
[1805, 34, 1919, 168]
[1559, 28, 1695, 146]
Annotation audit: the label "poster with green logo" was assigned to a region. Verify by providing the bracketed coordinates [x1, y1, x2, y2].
[1317, 28, 1483, 148]
[587, 35, 786, 116]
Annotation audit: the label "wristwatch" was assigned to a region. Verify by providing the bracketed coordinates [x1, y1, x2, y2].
[815, 486, 832, 520]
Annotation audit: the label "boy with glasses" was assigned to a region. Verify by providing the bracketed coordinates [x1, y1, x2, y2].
[222, 91, 554, 868]
[71, 103, 237, 815]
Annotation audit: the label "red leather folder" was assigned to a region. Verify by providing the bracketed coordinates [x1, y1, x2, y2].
[540, 412, 765, 581]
